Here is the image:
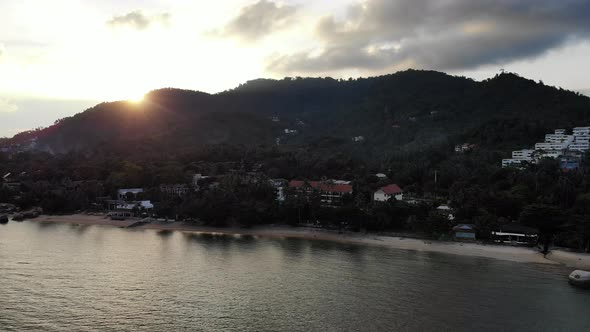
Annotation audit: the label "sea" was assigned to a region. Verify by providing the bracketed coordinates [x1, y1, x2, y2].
[1, 220, 589, 331]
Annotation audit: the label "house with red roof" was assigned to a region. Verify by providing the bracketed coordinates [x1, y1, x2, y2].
[288, 179, 353, 207]
[373, 184, 403, 202]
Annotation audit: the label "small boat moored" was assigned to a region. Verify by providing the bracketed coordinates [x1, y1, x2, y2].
[568, 270, 590, 289]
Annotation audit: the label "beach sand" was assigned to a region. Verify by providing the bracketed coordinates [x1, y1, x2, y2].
[28, 214, 590, 269]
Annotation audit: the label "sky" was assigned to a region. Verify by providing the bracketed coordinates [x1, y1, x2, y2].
[1, 0, 590, 137]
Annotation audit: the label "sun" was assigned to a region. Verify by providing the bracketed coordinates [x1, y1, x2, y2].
[128, 93, 145, 104]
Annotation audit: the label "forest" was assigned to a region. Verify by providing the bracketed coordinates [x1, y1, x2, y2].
[1, 70, 590, 252]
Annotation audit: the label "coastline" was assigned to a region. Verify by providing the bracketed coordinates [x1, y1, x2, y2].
[25, 214, 590, 269]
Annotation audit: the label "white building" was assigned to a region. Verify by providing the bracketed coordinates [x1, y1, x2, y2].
[118, 188, 144, 200]
[373, 184, 403, 202]
[503, 126, 590, 168]
[502, 159, 527, 168]
[540, 150, 562, 159]
[284, 129, 298, 135]
[570, 142, 590, 151]
[545, 134, 574, 145]
[512, 149, 534, 160]
[270, 179, 287, 202]
[573, 127, 590, 136]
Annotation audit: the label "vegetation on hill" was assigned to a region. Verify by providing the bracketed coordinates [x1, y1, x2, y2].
[1, 70, 590, 252]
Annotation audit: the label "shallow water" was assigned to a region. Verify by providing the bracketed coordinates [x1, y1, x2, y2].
[1, 221, 589, 331]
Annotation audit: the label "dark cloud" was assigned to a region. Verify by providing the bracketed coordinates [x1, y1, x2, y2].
[267, 0, 590, 74]
[214, 0, 298, 42]
[107, 10, 170, 30]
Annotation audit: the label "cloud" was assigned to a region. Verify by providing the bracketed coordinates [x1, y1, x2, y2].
[0, 99, 18, 113]
[107, 10, 170, 30]
[213, 0, 299, 42]
[267, 0, 590, 74]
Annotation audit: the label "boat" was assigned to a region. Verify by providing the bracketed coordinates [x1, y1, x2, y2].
[0, 215, 8, 224]
[568, 270, 590, 288]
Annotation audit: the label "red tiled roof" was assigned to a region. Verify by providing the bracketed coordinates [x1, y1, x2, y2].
[378, 184, 402, 195]
[289, 180, 353, 194]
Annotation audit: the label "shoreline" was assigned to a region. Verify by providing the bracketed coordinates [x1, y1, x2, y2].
[21, 214, 590, 269]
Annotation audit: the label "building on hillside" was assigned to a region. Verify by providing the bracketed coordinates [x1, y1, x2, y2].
[193, 174, 211, 191]
[570, 142, 590, 151]
[436, 205, 455, 221]
[284, 129, 298, 135]
[373, 184, 403, 202]
[160, 184, 189, 196]
[455, 143, 476, 153]
[117, 188, 144, 200]
[270, 179, 287, 202]
[512, 149, 534, 159]
[501, 159, 528, 168]
[491, 223, 538, 245]
[573, 127, 590, 136]
[375, 173, 388, 179]
[288, 179, 353, 207]
[352, 136, 365, 142]
[503, 126, 590, 168]
[453, 224, 477, 240]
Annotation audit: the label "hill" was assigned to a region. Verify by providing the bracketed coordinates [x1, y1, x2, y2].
[3, 70, 590, 158]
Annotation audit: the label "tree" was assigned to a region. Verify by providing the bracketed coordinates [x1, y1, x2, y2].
[519, 204, 566, 254]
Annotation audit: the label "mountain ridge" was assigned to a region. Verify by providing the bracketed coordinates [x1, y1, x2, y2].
[3, 69, 590, 158]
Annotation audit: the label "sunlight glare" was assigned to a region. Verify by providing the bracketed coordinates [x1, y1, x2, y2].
[128, 93, 145, 104]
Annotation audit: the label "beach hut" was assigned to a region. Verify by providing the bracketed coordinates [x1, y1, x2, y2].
[452, 224, 476, 240]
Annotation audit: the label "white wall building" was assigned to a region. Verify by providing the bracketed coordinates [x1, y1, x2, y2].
[373, 184, 403, 202]
[570, 142, 590, 151]
[503, 126, 590, 168]
[573, 127, 590, 136]
[512, 149, 534, 160]
[502, 159, 526, 168]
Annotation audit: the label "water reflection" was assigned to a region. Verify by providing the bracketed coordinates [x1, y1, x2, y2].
[156, 229, 173, 237]
[0, 221, 589, 332]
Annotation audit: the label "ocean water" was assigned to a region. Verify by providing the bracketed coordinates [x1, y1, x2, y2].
[1, 220, 589, 331]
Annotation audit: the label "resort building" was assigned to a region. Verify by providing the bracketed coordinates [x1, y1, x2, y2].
[373, 184, 403, 202]
[107, 200, 154, 219]
[288, 179, 353, 207]
[117, 188, 144, 200]
[492, 223, 539, 245]
[160, 184, 189, 196]
[512, 149, 534, 159]
[503, 126, 590, 168]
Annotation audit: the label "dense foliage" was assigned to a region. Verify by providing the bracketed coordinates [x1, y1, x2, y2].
[1, 70, 590, 252]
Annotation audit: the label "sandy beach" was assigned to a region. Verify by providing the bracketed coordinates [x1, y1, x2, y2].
[25, 214, 590, 269]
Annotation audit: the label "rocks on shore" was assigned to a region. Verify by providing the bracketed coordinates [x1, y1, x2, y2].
[0, 203, 18, 214]
[12, 207, 43, 221]
[0, 215, 8, 224]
